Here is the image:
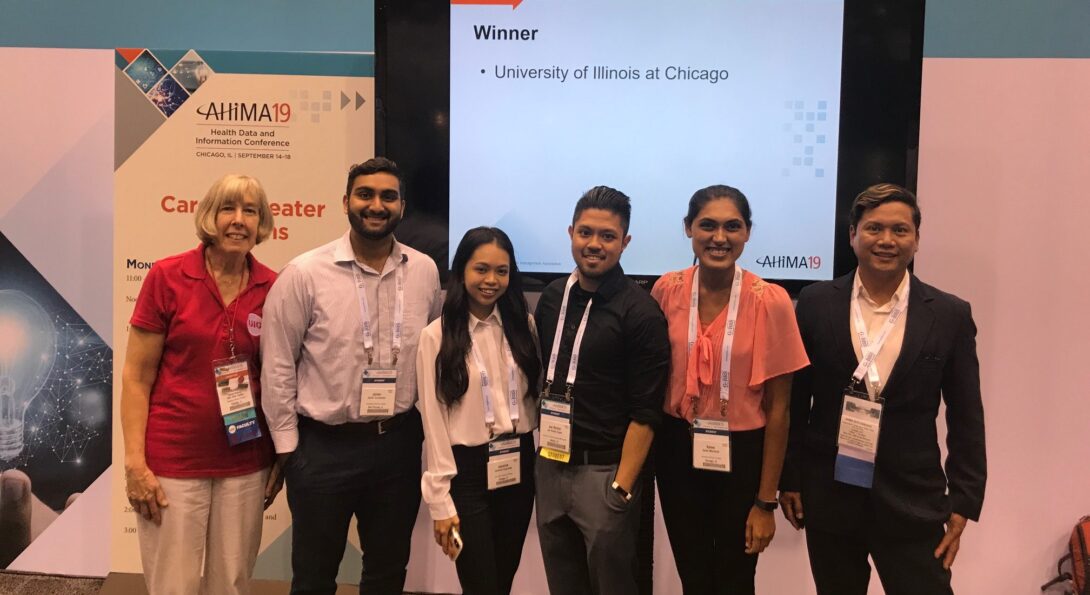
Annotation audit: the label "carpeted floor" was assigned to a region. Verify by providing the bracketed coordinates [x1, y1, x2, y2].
[0, 572, 104, 594]
[0, 571, 454, 594]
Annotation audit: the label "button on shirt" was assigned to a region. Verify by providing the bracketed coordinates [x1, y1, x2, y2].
[260, 232, 442, 454]
[417, 311, 540, 519]
[850, 270, 909, 398]
[534, 265, 669, 452]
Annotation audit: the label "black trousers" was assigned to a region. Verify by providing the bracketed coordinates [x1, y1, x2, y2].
[449, 433, 536, 595]
[284, 411, 423, 595]
[656, 415, 765, 595]
[805, 522, 953, 595]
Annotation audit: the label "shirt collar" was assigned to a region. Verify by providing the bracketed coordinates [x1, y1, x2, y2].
[333, 231, 356, 263]
[468, 307, 503, 331]
[182, 244, 273, 286]
[333, 231, 407, 272]
[181, 245, 209, 280]
[853, 269, 910, 309]
[573, 264, 626, 300]
[249, 255, 275, 285]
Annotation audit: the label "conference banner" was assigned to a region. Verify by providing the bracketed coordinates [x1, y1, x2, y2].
[0, 47, 115, 577]
[110, 48, 374, 575]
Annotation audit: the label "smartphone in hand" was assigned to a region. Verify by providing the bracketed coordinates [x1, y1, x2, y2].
[449, 526, 463, 561]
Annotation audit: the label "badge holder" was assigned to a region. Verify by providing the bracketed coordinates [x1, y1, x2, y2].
[834, 384, 885, 488]
[212, 356, 263, 446]
[360, 348, 398, 417]
[692, 418, 731, 472]
[538, 383, 573, 463]
[361, 368, 398, 417]
[487, 434, 522, 489]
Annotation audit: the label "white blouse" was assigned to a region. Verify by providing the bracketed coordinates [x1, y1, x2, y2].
[416, 310, 540, 520]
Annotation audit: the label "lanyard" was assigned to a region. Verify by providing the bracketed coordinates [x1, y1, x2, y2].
[849, 278, 910, 397]
[544, 271, 592, 399]
[687, 265, 743, 417]
[469, 322, 521, 436]
[206, 254, 246, 359]
[351, 260, 405, 366]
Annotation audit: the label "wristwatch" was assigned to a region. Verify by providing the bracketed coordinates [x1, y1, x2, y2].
[754, 497, 779, 512]
[611, 481, 633, 503]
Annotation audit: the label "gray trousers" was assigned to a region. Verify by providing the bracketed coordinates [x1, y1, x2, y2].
[535, 457, 643, 595]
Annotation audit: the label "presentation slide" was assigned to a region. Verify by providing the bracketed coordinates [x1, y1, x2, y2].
[450, 0, 844, 280]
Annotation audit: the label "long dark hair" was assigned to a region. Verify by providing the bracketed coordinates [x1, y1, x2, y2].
[436, 227, 541, 407]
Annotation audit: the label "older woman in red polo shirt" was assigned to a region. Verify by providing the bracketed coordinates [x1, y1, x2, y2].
[121, 174, 281, 595]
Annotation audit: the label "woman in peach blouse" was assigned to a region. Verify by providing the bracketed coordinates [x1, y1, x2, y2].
[651, 185, 809, 594]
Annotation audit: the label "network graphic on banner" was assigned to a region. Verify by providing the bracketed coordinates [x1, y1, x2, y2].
[0, 234, 112, 568]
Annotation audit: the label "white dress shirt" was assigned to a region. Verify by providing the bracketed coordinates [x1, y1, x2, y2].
[260, 231, 442, 454]
[417, 310, 540, 520]
[850, 270, 910, 398]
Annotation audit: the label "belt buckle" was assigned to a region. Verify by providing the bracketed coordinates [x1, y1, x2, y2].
[377, 417, 390, 435]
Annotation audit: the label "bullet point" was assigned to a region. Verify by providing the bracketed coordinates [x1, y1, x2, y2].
[481, 69, 486, 74]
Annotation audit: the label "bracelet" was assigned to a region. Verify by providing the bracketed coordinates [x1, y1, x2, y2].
[754, 497, 778, 512]
[611, 481, 633, 503]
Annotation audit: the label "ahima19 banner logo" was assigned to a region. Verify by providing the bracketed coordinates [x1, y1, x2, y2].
[754, 255, 823, 269]
[195, 102, 292, 123]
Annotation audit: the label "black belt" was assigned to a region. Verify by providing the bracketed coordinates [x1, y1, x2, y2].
[298, 409, 415, 437]
[567, 447, 622, 466]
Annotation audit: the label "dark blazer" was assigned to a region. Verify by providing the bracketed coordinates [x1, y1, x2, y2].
[781, 271, 986, 537]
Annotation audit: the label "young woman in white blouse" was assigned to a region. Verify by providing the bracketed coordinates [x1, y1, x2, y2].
[416, 226, 542, 595]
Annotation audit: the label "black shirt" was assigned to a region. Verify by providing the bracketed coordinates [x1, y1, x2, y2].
[534, 265, 669, 451]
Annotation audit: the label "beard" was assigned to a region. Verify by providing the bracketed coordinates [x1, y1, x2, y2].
[577, 261, 607, 278]
[575, 252, 616, 278]
[348, 208, 401, 241]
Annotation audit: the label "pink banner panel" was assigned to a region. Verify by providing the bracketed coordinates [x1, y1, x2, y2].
[918, 57, 1090, 594]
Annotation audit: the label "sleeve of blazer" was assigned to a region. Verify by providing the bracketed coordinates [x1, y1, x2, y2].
[781, 286, 815, 492]
[942, 300, 987, 521]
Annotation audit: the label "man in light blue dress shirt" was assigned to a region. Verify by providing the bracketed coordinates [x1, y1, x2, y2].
[261, 157, 442, 594]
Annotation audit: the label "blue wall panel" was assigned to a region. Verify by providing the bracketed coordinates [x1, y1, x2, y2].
[0, 0, 374, 52]
[925, 0, 1090, 58]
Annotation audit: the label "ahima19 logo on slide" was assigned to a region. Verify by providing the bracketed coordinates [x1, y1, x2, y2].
[196, 102, 292, 123]
[754, 255, 822, 269]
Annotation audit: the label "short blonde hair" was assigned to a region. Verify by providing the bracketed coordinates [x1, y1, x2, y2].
[194, 174, 274, 245]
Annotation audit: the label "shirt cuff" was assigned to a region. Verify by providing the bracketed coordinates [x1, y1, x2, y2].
[428, 497, 457, 521]
[630, 406, 663, 429]
[270, 426, 299, 454]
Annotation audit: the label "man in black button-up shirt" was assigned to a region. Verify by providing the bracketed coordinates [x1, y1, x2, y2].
[534, 186, 670, 595]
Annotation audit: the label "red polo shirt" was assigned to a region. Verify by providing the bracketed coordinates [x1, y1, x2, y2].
[130, 245, 276, 478]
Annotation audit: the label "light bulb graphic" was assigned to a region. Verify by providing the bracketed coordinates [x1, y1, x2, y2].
[0, 290, 57, 460]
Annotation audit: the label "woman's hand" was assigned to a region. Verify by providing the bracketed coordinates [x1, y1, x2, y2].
[433, 515, 461, 559]
[125, 464, 169, 525]
[744, 506, 776, 554]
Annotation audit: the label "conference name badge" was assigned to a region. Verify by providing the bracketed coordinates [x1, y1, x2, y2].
[361, 368, 398, 416]
[538, 397, 572, 463]
[692, 418, 731, 472]
[834, 391, 884, 488]
[212, 356, 262, 446]
[487, 436, 521, 490]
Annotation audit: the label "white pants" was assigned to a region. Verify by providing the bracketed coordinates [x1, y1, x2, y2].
[136, 468, 269, 595]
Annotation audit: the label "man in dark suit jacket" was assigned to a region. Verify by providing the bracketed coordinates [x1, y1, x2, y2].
[779, 184, 986, 595]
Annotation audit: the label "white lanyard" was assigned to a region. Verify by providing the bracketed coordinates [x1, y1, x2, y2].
[351, 260, 405, 366]
[849, 278, 909, 396]
[469, 323, 521, 436]
[687, 265, 743, 416]
[544, 271, 592, 398]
